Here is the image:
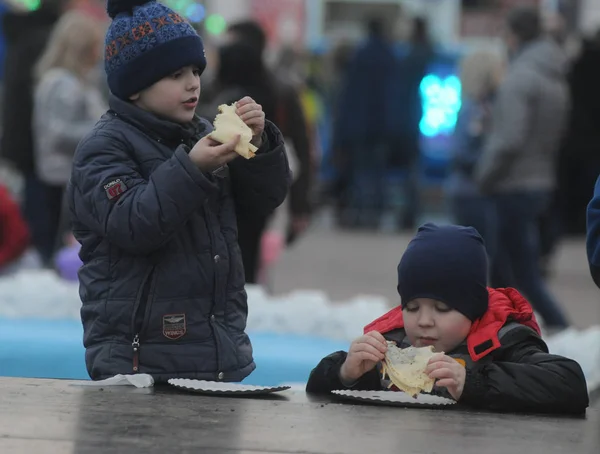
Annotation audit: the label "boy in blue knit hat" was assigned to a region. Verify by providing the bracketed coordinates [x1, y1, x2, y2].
[66, 0, 290, 382]
[307, 224, 589, 414]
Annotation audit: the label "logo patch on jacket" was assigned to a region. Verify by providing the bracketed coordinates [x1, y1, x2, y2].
[163, 314, 186, 340]
[104, 179, 127, 201]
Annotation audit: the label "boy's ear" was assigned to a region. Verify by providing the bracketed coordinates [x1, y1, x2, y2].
[129, 93, 140, 101]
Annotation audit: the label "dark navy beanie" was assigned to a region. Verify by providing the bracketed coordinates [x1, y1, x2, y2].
[397, 223, 489, 321]
[105, 0, 207, 100]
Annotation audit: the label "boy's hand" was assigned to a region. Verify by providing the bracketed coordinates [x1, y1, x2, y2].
[236, 96, 265, 148]
[426, 353, 466, 401]
[339, 331, 387, 384]
[189, 135, 240, 172]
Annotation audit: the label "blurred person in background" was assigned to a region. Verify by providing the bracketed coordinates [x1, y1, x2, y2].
[273, 46, 323, 219]
[391, 16, 435, 230]
[445, 50, 506, 285]
[558, 29, 600, 237]
[333, 17, 396, 230]
[0, 0, 66, 260]
[475, 7, 570, 330]
[32, 10, 106, 266]
[201, 20, 312, 284]
[327, 39, 355, 220]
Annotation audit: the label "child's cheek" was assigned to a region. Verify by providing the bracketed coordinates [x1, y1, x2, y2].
[403, 321, 418, 346]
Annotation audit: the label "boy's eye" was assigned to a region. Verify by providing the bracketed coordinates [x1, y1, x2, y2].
[435, 304, 451, 313]
[405, 304, 419, 313]
[193, 68, 201, 76]
[171, 71, 182, 79]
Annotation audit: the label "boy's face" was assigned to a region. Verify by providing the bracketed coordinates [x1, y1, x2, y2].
[130, 66, 201, 124]
[403, 298, 472, 353]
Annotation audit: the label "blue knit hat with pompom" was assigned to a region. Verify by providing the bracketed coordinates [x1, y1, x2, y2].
[105, 0, 206, 99]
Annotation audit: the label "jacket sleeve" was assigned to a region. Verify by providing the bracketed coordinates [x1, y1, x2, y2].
[69, 132, 219, 255]
[228, 120, 291, 218]
[474, 71, 534, 193]
[460, 327, 589, 414]
[587, 175, 600, 288]
[305, 351, 383, 394]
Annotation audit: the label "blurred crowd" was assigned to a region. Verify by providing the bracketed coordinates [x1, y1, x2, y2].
[0, 1, 599, 333]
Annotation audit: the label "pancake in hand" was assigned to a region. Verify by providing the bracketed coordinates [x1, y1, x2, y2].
[209, 103, 258, 159]
[381, 342, 437, 398]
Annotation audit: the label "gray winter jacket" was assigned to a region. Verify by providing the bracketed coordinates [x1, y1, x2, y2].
[33, 68, 106, 186]
[67, 95, 290, 382]
[475, 39, 570, 193]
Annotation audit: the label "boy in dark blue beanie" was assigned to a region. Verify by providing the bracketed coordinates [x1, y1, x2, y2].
[307, 224, 589, 414]
[66, 0, 291, 382]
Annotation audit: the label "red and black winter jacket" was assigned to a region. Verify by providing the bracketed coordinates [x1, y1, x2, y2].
[306, 288, 589, 414]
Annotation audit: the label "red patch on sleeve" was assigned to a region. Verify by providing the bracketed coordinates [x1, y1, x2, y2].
[103, 179, 127, 201]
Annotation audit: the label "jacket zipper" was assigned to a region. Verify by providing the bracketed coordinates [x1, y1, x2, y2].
[131, 266, 156, 373]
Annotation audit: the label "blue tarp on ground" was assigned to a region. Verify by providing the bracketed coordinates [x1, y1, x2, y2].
[0, 318, 348, 386]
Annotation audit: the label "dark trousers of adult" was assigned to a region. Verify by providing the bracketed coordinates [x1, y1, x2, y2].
[22, 174, 65, 267]
[448, 194, 513, 288]
[493, 191, 570, 329]
[237, 213, 269, 284]
[344, 141, 389, 228]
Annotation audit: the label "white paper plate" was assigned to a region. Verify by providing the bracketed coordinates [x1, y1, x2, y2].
[168, 379, 291, 396]
[331, 389, 457, 408]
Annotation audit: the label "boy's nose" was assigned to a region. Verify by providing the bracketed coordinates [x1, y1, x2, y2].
[186, 75, 200, 90]
[417, 311, 435, 327]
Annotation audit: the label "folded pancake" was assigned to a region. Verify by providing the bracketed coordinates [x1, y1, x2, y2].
[381, 342, 437, 398]
[209, 103, 258, 159]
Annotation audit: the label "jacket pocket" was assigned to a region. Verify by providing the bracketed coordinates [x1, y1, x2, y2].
[130, 265, 157, 339]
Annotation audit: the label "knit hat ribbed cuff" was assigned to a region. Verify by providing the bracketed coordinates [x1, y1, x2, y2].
[108, 34, 206, 99]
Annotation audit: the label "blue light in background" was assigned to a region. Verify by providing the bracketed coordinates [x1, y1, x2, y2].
[186, 3, 205, 23]
[419, 74, 462, 137]
[163, 1, 205, 22]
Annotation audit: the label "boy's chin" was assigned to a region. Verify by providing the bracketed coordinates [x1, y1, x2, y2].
[159, 109, 195, 124]
[171, 112, 195, 124]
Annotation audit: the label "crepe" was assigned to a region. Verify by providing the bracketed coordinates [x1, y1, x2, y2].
[209, 103, 258, 159]
[381, 342, 437, 398]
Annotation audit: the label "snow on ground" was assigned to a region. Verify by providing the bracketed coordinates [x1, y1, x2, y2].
[0, 270, 598, 392]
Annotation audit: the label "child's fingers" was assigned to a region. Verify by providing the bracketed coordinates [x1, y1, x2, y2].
[236, 96, 254, 107]
[352, 342, 385, 360]
[365, 330, 388, 346]
[243, 118, 265, 128]
[240, 111, 265, 123]
[237, 103, 262, 116]
[425, 361, 447, 375]
[213, 135, 241, 153]
[201, 135, 220, 146]
[435, 378, 458, 388]
[427, 366, 455, 380]
[352, 350, 383, 364]
[427, 353, 448, 365]
[361, 334, 388, 353]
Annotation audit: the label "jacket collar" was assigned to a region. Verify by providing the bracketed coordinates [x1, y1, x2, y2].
[363, 287, 540, 361]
